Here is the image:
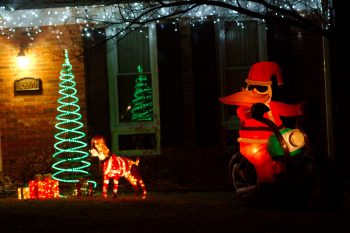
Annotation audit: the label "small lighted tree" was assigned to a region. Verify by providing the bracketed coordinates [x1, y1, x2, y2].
[52, 49, 96, 191]
[131, 65, 153, 121]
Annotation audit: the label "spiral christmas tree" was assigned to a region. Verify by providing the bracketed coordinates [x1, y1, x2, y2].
[131, 65, 153, 121]
[52, 49, 96, 190]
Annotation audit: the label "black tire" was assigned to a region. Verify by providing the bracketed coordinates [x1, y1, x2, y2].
[229, 152, 258, 202]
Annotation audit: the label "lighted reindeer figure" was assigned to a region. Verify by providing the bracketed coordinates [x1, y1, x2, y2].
[89, 135, 147, 199]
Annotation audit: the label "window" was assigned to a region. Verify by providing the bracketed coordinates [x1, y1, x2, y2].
[107, 25, 160, 156]
[217, 19, 267, 148]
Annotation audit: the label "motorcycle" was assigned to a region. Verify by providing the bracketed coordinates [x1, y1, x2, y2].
[228, 103, 321, 208]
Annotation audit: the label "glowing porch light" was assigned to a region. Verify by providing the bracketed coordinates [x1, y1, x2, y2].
[17, 47, 30, 68]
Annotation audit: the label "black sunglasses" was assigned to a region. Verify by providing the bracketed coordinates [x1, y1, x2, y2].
[246, 85, 268, 93]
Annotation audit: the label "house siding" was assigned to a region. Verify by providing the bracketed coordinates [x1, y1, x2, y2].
[179, 20, 196, 147]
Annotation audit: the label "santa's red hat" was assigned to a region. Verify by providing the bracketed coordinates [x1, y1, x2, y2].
[246, 61, 283, 86]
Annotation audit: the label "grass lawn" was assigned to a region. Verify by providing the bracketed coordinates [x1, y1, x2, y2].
[1, 191, 350, 233]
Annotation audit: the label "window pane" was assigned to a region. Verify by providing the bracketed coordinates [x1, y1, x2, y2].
[118, 72, 153, 122]
[225, 21, 259, 67]
[117, 28, 150, 73]
[118, 74, 134, 122]
[224, 68, 248, 94]
[223, 20, 261, 121]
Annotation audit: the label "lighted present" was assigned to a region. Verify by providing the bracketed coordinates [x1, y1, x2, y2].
[17, 187, 30, 200]
[27, 174, 60, 199]
[75, 179, 94, 197]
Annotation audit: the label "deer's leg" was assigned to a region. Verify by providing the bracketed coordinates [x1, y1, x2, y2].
[112, 176, 120, 198]
[128, 165, 146, 198]
[139, 179, 147, 199]
[102, 178, 109, 198]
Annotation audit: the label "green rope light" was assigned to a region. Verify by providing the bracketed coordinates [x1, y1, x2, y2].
[131, 65, 153, 121]
[52, 49, 96, 189]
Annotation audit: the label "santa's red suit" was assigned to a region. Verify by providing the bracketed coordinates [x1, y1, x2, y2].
[220, 61, 303, 183]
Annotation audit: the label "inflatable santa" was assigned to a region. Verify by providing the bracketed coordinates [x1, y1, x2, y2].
[219, 61, 304, 183]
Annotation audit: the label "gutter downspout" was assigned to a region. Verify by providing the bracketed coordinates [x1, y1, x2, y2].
[323, 0, 335, 161]
[323, 36, 334, 161]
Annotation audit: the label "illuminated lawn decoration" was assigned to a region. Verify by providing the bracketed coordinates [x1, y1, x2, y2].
[220, 61, 304, 183]
[29, 175, 60, 199]
[267, 128, 306, 157]
[17, 187, 30, 200]
[131, 65, 153, 121]
[18, 174, 59, 199]
[52, 49, 96, 192]
[90, 135, 147, 199]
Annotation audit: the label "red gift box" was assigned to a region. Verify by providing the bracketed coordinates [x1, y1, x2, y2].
[28, 174, 59, 199]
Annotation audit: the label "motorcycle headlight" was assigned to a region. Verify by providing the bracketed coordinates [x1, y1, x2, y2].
[283, 129, 306, 152]
[267, 128, 307, 157]
[288, 129, 306, 147]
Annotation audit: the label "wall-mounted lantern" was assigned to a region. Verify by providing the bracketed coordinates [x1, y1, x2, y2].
[17, 45, 30, 68]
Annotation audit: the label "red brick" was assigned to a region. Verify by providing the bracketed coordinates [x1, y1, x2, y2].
[0, 25, 88, 177]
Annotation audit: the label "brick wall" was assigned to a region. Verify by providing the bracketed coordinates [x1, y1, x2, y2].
[0, 24, 87, 179]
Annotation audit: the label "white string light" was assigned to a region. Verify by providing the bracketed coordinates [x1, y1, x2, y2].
[0, 1, 327, 42]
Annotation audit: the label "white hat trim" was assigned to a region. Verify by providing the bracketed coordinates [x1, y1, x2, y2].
[246, 79, 272, 85]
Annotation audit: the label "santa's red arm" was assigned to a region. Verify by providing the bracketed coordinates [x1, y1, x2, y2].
[269, 101, 303, 117]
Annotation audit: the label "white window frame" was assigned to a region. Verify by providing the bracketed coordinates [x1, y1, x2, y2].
[218, 19, 267, 122]
[216, 19, 267, 149]
[106, 24, 160, 156]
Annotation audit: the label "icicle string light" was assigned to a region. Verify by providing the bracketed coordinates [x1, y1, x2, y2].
[0, 1, 329, 42]
[52, 49, 96, 189]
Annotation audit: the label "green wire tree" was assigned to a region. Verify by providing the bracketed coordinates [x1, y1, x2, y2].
[52, 49, 96, 192]
[131, 65, 153, 121]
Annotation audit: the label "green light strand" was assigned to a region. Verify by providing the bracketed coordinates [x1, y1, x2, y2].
[52, 49, 96, 188]
[131, 65, 153, 121]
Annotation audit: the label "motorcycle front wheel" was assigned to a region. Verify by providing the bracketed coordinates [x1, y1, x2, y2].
[229, 152, 258, 202]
